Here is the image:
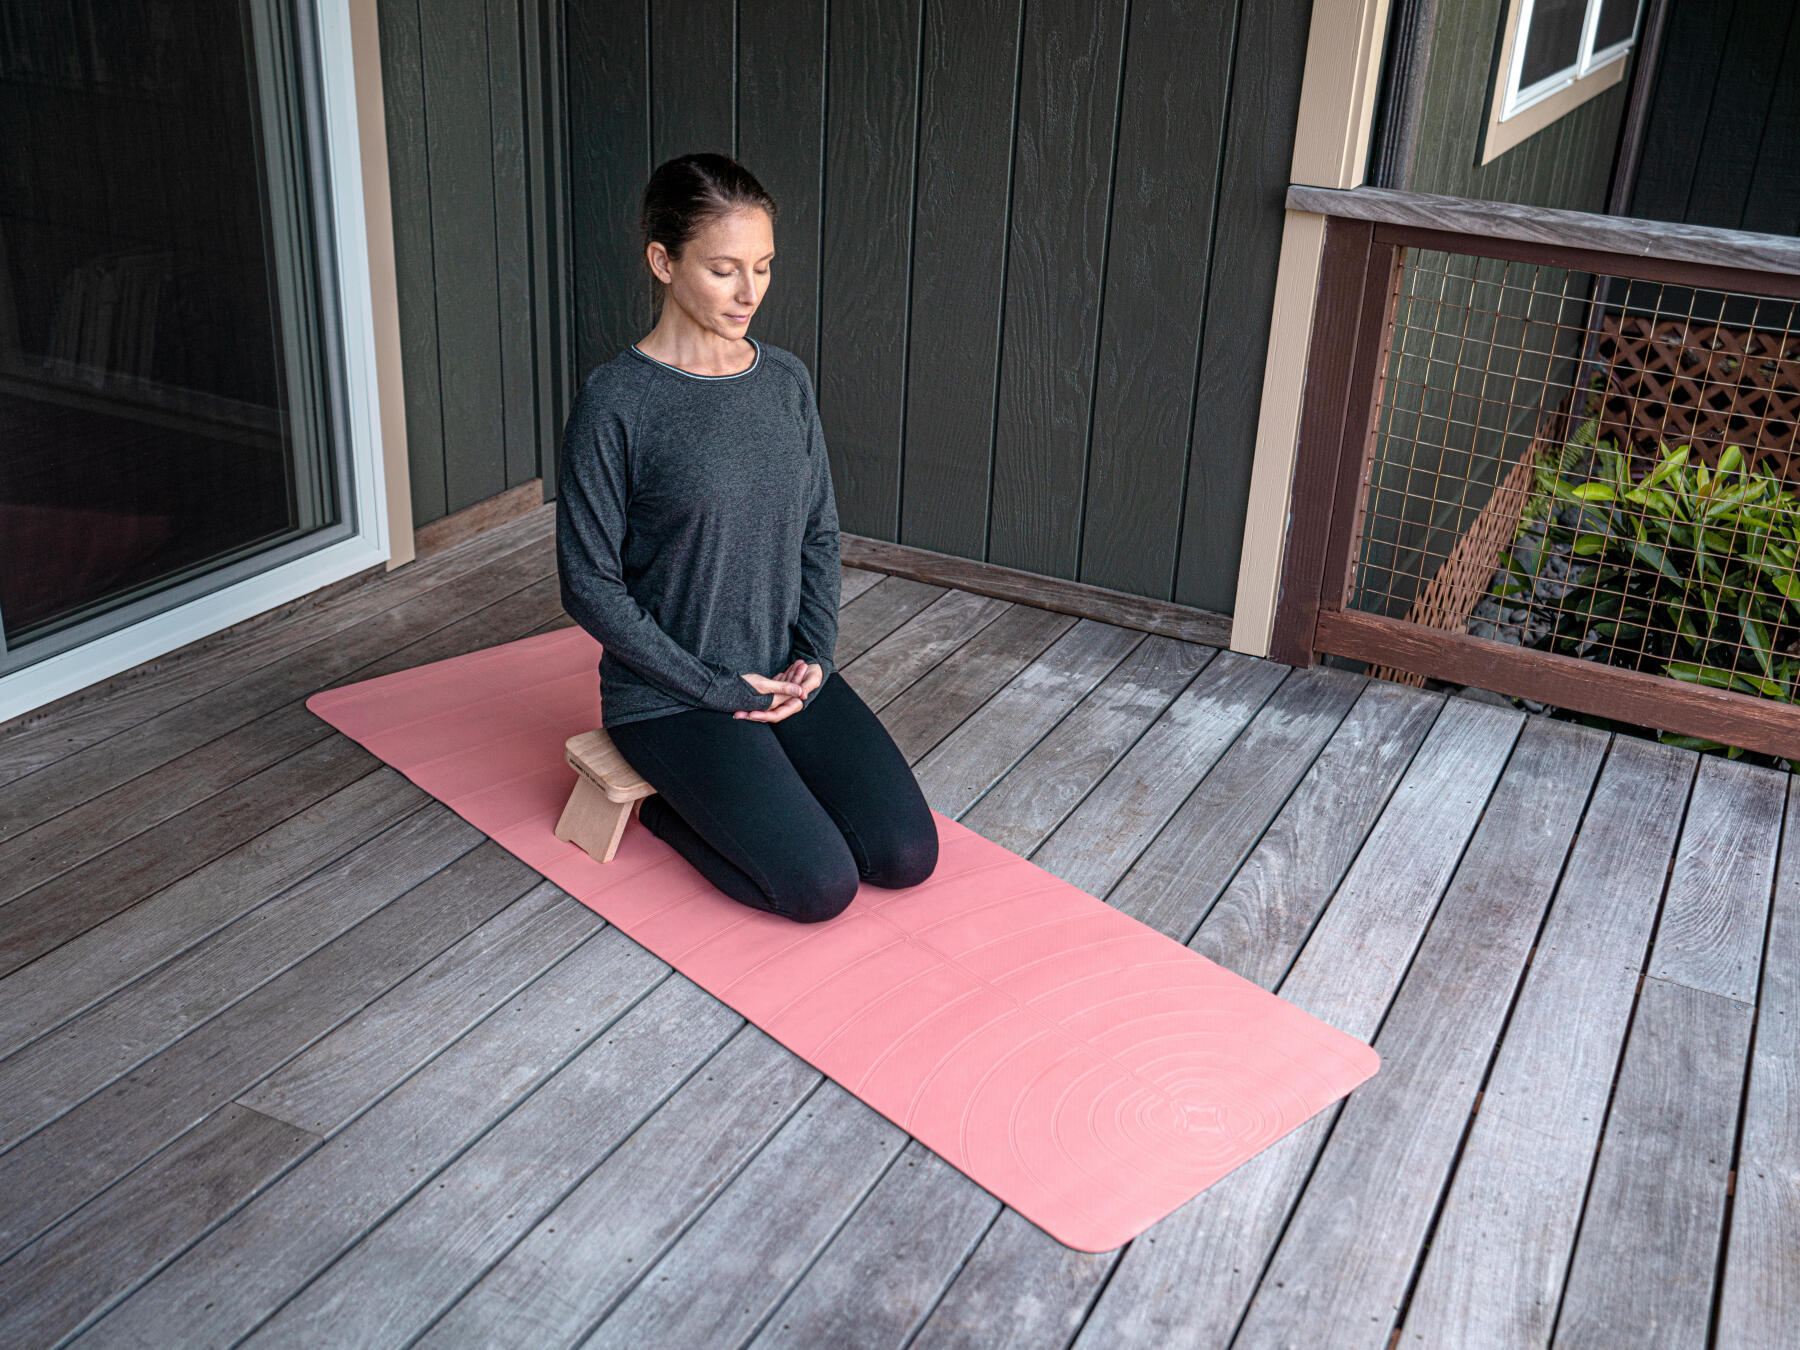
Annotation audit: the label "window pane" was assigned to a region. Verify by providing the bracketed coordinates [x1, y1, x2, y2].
[0, 0, 341, 653]
[1520, 0, 1587, 87]
[1595, 0, 1640, 51]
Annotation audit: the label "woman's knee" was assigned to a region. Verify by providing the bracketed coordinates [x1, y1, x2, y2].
[764, 843, 861, 923]
[862, 815, 939, 890]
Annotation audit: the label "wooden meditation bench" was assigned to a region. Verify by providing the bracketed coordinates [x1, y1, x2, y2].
[556, 728, 655, 863]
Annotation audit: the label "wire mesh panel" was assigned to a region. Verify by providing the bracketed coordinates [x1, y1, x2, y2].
[1350, 249, 1592, 628]
[1344, 244, 1800, 724]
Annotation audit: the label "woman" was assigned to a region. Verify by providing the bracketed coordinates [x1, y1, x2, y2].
[557, 152, 939, 923]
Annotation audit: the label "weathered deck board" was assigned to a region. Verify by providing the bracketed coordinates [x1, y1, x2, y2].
[1052, 698, 1524, 1349]
[1647, 753, 1787, 1004]
[1231, 718, 1608, 1348]
[0, 550, 561, 928]
[909, 1209, 1112, 1350]
[1716, 776, 1800, 1349]
[238, 880, 600, 1132]
[840, 565, 887, 606]
[0, 518, 1783, 1348]
[0, 827, 517, 1257]
[1104, 663, 1367, 942]
[840, 590, 1013, 710]
[959, 635, 1209, 855]
[1190, 681, 1444, 993]
[0, 703, 334, 907]
[0, 807, 470, 1151]
[833, 576, 947, 664]
[1029, 651, 1289, 897]
[413, 1024, 820, 1350]
[743, 1143, 998, 1350]
[1555, 976, 1754, 1349]
[0, 1103, 316, 1347]
[1397, 735, 1697, 1348]
[575, 1082, 905, 1350]
[877, 604, 1075, 762]
[1553, 754, 1783, 1348]
[78, 929, 670, 1347]
[0, 739, 394, 979]
[0, 537, 555, 851]
[0, 770, 424, 1055]
[910, 619, 1141, 817]
[241, 978, 748, 1348]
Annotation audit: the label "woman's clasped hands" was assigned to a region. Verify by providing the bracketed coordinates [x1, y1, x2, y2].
[736, 658, 823, 722]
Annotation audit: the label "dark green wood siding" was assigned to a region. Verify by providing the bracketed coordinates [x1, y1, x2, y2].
[564, 0, 1313, 615]
[1393, 0, 1630, 210]
[377, 0, 569, 528]
[1629, 0, 1800, 234]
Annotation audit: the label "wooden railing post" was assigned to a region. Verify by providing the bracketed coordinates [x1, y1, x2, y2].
[1268, 218, 1393, 666]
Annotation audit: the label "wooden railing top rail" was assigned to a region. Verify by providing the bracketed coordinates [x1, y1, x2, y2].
[1285, 184, 1800, 279]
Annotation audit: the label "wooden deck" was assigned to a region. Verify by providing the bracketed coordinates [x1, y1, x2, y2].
[0, 504, 1792, 1349]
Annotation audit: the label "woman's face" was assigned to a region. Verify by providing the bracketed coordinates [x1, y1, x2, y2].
[651, 206, 774, 340]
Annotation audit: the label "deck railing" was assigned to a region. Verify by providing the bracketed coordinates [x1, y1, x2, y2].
[1271, 185, 1800, 759]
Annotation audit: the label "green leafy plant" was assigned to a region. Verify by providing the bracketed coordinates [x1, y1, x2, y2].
[1492, 419, 1800, 759]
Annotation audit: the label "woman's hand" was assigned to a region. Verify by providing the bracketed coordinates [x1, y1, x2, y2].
[735, 660, 823, 723]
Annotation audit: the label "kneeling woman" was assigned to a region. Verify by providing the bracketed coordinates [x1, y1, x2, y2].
[556, 152, 939, 922]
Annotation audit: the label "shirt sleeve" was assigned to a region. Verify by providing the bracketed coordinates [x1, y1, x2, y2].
[556, 383, 773, 714]
[786, 370, 841, 704]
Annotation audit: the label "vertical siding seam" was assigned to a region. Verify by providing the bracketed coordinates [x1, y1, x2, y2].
[1169, 0, 1246, 602]
[520, 0, 540, 482]
[644, 0, 651, 232]
[982, 0, 1029, 565]
[1074, 0, 1132, 586]
[482, 0, 509, 487]
[1684, 0, 1739, 223]
[1736, 3, 1796, 231]
[415, 0, 451, 520]
[815, 0, 830, 379]
[895, 0, 928, 542]
[731, 0, 739, 159]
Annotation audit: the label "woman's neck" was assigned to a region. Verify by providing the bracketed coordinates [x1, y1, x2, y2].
[634, 317, 755, 377]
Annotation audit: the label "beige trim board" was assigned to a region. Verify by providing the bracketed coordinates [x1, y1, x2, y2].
[1229, 210, 1328, 657]
[1228, 0, 1390, 658]
[1290, 0, 1392, 190]
[348, 0, 414, 569]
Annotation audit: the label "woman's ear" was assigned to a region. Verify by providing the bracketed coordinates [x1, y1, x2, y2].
[645, 240, 671, 285]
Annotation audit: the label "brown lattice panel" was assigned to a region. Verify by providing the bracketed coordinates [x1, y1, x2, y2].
[1592, 312, 1800, 482]
[1364, 442, 1541, 688]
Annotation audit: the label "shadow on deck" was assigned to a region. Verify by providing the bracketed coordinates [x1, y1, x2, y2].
[0, 504, 1790, 1348]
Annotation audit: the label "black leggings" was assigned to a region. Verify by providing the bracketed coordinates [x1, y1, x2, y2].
[607, 671, 939, 922]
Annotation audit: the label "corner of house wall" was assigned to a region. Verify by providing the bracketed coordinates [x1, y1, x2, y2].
[1228, 0, 1390, 659]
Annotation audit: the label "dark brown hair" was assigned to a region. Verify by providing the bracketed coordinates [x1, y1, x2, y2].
[639, 153, 777, 316]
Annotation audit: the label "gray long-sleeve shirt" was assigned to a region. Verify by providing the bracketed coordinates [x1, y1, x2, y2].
[556, 336, 842, 728]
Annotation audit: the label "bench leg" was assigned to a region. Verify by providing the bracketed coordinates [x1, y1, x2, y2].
[555, 776, 638, 863]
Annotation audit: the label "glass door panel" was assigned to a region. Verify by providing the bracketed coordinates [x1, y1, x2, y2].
[0, 0, 348, 670]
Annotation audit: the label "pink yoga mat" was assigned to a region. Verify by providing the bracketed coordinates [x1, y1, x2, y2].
[305, 627, 1378, 1251]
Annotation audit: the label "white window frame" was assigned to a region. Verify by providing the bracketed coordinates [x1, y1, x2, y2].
[1482, 0, 1644, 165]
[0, 0, 392, 724]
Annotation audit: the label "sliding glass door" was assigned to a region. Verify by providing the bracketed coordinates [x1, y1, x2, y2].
[0, 0, 355, 675]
